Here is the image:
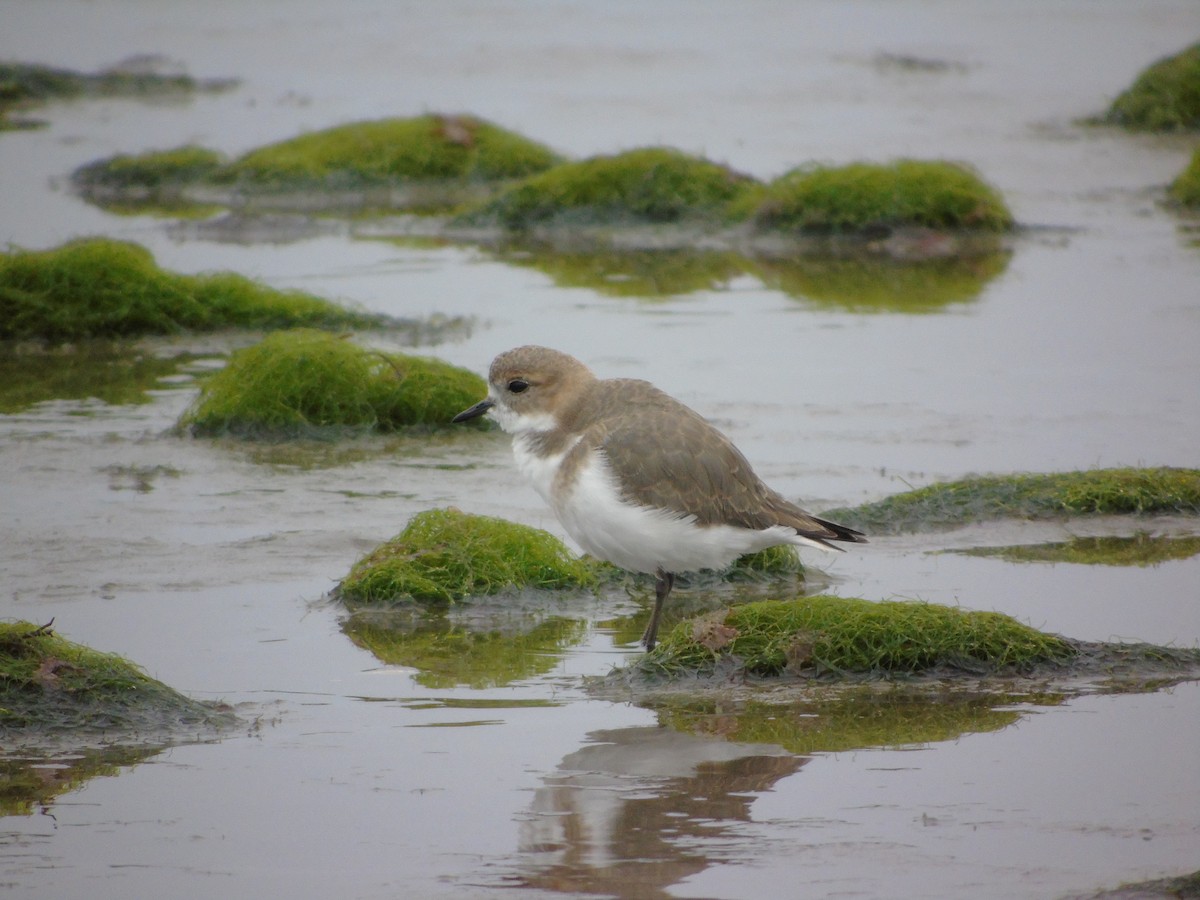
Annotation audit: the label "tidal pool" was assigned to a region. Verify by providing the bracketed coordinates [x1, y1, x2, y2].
[1, 2, 1198, 898]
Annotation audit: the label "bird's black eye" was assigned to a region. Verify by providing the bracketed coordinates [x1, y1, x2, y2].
[507, 379, 529, 394]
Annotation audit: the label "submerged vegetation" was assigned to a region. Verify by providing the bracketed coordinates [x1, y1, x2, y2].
[0, 59, 235, 130]
[823, 467, 1200, 534]
[336, 508, 602, 605]
[179, 329, 485, 437]
[641, 595, 1077, 678]
[0, 238, 390, 343]
[751, 160, 1013, 234]
[0, 620, 233, 734]
[1098, 42, 1200, 132]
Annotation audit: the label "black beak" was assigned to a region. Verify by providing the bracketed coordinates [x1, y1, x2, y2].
[452, 398, 494, 423]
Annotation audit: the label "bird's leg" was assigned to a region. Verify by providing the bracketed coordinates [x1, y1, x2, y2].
[642, 570, 675, 650]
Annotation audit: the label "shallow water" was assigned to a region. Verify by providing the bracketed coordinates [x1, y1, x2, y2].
[2, 2, 1199, 898]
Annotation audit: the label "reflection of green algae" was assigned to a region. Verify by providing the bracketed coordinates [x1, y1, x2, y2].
[824, 468, 1200, 534]
[644, 595, 1076, 678]
[752, 249, 1010, 313]
[493, 246, 749, 298]
[1171, 147, 1200, 207]
[342, 611, 586, 689]
[179, 330, 486, 437]
[0, 621, 234, 735]
[951, 533, 1200, 567]
[0, 238, 391, 343]
[337, 508, 601, 605]
[462, 148, 759, 229]
[71, 146, 227, 216]
[0, 744, 165, 816]
[653, 690, 1035, 754]
[74, 145, 224, 190]
[0, 342, 202, 413]
[752, 160, 1013, 234]
[0, 60, 235, 130]
[1097, 42, 1200, 132]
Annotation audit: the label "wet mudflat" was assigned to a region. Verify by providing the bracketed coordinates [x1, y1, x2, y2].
[1, 2, 1199, 898]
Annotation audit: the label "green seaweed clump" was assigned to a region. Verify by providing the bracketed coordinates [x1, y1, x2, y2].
[73, 145, 225, 191]
[0, 620, 233, 734]
[337, 507, 601, 605]
[752, 160, 1013, 234]
[0, 238, 390, 343]
[463, 147, 760, 229]
[179, 329, 485, 437]
[1100, 43, 1200, 132]
[644, 595, 1076, 678]
[216, 114, 561, 189]
[1170, 147, 1200, 207]
[823, 467, 1200, 534]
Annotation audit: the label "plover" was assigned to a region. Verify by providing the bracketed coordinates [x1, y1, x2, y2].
[452, 346, 866, 649]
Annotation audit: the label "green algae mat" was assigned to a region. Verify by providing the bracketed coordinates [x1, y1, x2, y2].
[0, 238, 391, 343]
[822, 467, 1200, 534]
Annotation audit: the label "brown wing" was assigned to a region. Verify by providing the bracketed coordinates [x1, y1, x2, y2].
[582, 382, 864, 546]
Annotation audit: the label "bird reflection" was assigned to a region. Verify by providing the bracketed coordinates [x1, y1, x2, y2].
[517, 725, 805, 896]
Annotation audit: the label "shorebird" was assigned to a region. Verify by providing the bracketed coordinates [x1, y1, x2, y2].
[452, 346, 865, 649]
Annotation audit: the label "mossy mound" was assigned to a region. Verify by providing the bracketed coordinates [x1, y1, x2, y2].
[0, 238, 390, 343]
[1100, 42, 1200, 132]
[751, 160, 1013, 234]
[73, 145, 225, 192]
[461, 147, 760, 229]
[336, 507, 602, 605]
[824, 467, 1200, 535]
[642, 595, 1076, 678]
[215, 114, 561, 189]
[0, 60, 234, 130]
[178, 329, 485, 437]
[0, 621, 234, 735]
[952, 533, 1200, 567]
[1170, 147, 1200, 207]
